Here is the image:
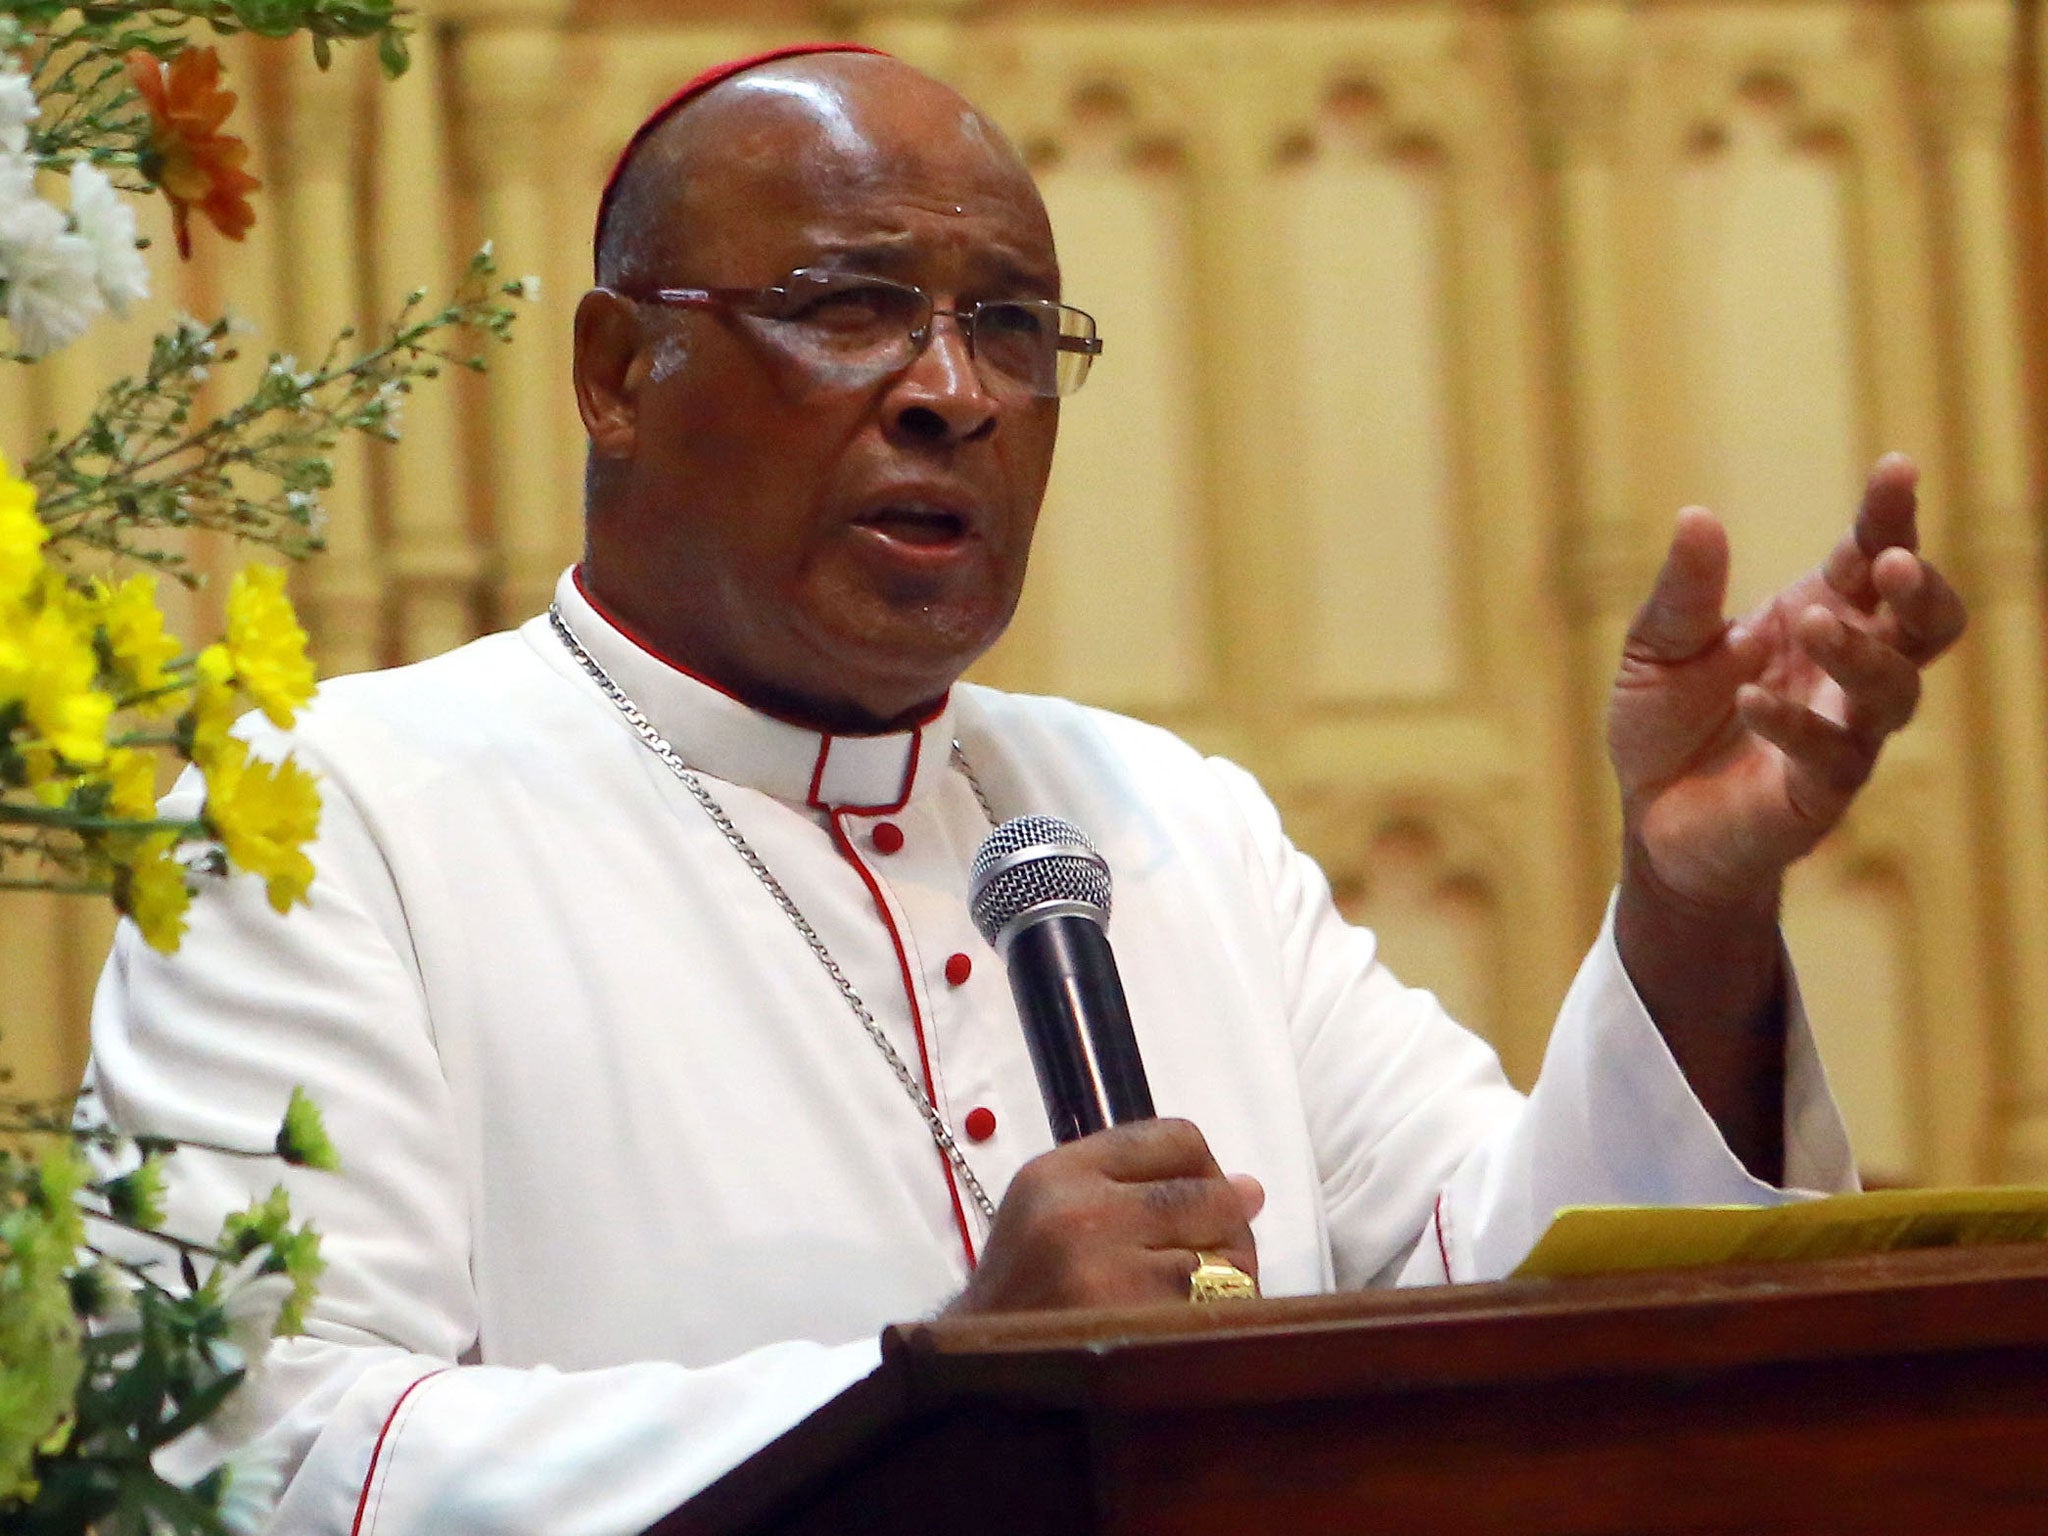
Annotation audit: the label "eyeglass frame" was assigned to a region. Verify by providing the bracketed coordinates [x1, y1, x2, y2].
[624, 267, 1104, 399]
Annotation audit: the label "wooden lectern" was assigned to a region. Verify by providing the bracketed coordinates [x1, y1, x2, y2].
[654, 1244, 2048, 1536]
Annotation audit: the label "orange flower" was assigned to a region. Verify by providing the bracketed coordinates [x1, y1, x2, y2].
[125, 47, 262, 260]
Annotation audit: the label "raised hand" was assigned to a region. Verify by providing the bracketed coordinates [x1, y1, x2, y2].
[1604, 455, 1966, 1180]
[1610, 453, 1966, 911]
[945, 1119, 1263, 1314]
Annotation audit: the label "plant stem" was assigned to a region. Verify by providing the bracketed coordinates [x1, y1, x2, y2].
[0, 804, 203, 833]
[78, 1202, 227, 1260]
[34, 310, 470, 516]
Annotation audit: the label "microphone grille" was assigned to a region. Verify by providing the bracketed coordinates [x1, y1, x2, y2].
[968, 815, 1112, 948]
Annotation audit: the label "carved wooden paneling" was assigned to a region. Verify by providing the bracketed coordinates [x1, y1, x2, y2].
[1672, 79, 1866, 612]
[1001, 84, 1212, 714]
[1277, 85, 1465, 705]
[372, 21, 488, 666]
[1322, 809, 1509, 1061]
[1783, 849, 1918, 1182]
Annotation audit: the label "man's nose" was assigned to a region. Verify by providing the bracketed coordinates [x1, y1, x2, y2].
[884, 313, 998, 445]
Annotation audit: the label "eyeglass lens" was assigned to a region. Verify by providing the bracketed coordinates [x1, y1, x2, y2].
[767, 273, 1095, 398]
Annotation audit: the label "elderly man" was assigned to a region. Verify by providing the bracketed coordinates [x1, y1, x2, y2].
[90, 44, 1964, 1536]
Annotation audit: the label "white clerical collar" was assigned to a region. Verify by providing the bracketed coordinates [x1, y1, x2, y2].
[550, 567, 953, 812]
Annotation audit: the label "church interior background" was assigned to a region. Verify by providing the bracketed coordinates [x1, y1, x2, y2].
[5, 0, 2045, 1190]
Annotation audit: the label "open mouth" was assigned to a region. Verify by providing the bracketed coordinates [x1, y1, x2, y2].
[854, 505, 972, 548]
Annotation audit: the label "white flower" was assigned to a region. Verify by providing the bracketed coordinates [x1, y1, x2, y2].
[267, 353, 315, 390]
[3, 229, 103, 355]
[209, 1248, 295, 1371]
[0, 65, 37, 156]
[0, 149, 102, 356]
[69, 161, 149, 315]
[213, 1441, 289, 1536]
[368, 377, 404, 436]
[515, 274, 541, 302]
[284, 489, 326, 537]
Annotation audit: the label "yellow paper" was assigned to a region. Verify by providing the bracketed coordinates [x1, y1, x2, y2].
[1513, 1186, 2048, 1279]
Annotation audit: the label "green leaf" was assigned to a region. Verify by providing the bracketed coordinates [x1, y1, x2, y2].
[116, 1461, 235, 1536]
[149, 1368, 246, 1447]
[377, 26, 408, 79]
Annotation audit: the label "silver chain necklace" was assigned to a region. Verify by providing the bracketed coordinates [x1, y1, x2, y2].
[548, 605, 998, 1223]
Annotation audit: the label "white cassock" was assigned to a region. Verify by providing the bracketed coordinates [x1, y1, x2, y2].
[88, 567, 1855, 1536]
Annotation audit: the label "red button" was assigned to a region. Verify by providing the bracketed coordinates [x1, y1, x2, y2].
[870, 822, 904, 854]
[944, 953, 973, 986]
[964, 1106, 998, 1142]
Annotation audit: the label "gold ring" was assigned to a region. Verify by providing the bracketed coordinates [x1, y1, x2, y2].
[1189, 1251, 1259, 1303]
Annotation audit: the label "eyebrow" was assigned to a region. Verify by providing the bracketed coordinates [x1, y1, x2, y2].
[803, 237, 1060, 297]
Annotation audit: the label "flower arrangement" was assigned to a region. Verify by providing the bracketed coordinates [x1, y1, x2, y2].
[2, 1089, 338, 1535]
[0, 3, 529, 1531]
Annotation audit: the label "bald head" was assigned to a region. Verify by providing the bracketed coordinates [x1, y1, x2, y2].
[595, 53, 1044, 296]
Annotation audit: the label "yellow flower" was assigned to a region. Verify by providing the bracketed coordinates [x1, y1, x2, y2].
[0, 598, 112, 768]
[0, 451, 46, 603]
[104, 746, 160, 820]
[22, 745, 151, 815]
[221, 565, 315, 728]
[184, 644, 241, 770]
[202, 736, 319, 913]
[114, 832, 193, 952]
[29, 763, 72, 806]
[93, 574, 183, 695]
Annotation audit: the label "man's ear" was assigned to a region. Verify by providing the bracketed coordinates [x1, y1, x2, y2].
[574, 288, 647, 458]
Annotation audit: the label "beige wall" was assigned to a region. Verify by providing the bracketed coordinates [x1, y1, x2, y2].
[5, 0, 2044, 1187]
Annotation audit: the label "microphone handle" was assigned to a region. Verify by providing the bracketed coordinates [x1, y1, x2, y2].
[1005, 913, 1156, 1144]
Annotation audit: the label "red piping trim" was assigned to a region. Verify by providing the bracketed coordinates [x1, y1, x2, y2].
[569, 566, 951, 738]
[829, 810, 977, 1269]
[1432, 1193, 1453, 1282]
[806, 734, 831, 808]
[350, 1368, 450, 1536]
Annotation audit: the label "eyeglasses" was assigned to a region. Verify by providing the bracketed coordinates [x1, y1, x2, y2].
[632, 268, 1103, 399]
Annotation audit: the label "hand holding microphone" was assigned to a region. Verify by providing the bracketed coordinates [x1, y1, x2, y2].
[945, 816, 1262, 1314]
[967, 815, 1153, 1142]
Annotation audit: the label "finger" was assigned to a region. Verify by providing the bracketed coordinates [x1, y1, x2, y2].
[1737, 684, 1875, 821]
[1626, 508, 1732, 663]
[1856, 452, 1921, 558]
[1051, 1244, 1232, 1309]
[1824, 454, 1919, 608]
[1084, 1117, 1224, 1184]
[1134, 1172, 1260, 1251]
[1229, 1173, 1266, 1222]
[1871, 548, 1967, 664]
[1796, 606, 1921, 746]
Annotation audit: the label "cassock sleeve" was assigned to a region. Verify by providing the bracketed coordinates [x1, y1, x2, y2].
[88, 746, 879, 1536]
[1199, 755, 1858, 1288]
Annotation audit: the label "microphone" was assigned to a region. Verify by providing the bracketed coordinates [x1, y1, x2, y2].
[968, 816, 1155, 1145]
